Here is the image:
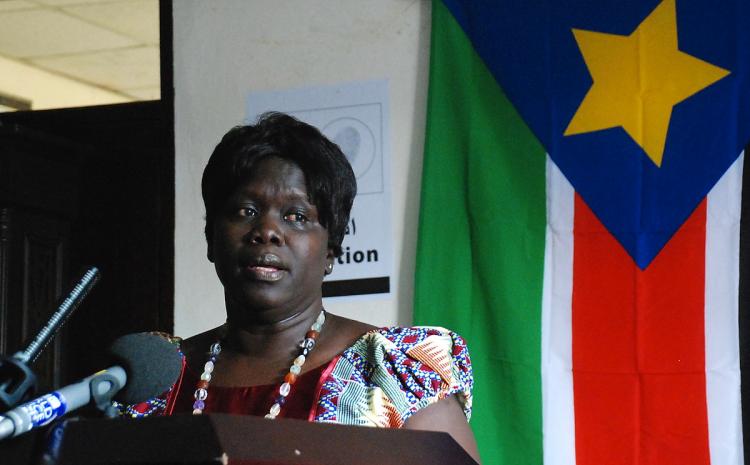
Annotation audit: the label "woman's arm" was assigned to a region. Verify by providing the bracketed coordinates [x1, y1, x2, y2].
[403, 396, 481, 463]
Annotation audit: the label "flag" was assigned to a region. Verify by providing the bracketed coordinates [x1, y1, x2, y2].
[414, 1, 750, 464]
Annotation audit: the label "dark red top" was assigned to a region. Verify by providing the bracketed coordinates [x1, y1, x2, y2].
[169, 359, 334, 421]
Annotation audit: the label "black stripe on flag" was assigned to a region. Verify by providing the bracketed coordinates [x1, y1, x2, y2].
[739, 145, 750, 460]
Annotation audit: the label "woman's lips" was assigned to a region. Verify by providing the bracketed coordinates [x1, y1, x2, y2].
[244, 265, 286, 282]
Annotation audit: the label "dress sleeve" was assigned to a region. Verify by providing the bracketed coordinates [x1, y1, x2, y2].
[112, 333, 185, 418]
[312, 326, 473, 427]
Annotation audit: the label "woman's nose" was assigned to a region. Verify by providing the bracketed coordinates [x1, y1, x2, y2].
[249, 214, 283, 245]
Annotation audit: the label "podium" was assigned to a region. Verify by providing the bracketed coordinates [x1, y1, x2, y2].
[2, 414, 478, 464]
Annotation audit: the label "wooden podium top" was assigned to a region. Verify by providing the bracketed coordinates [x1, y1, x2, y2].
[52, 413, 478, 465]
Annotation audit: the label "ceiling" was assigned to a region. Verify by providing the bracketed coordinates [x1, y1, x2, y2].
[0, 0, 160, 110]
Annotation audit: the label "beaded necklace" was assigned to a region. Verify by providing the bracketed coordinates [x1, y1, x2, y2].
[192, 310, 326, 419]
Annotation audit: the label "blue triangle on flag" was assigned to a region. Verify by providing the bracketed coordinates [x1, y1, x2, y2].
[444, 0, 750, 268]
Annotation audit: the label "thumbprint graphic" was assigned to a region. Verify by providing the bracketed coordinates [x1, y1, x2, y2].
[324, 117, 376, 180]
[334, 126, 361, 165]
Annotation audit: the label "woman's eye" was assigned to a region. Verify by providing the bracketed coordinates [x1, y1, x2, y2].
[237, 207, 257, 217]
[285, 211, 308, 223]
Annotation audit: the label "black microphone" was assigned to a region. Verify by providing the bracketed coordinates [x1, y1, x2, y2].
[0, 267, 100, 410]
[0, 333, 182, 440]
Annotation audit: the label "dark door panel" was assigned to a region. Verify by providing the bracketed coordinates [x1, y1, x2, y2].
[0, 101, 174, 390]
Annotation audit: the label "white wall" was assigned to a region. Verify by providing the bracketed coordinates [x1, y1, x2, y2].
[173, 0, 431, 337]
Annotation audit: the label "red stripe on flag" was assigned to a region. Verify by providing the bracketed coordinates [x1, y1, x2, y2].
[572, 195, 710, 465]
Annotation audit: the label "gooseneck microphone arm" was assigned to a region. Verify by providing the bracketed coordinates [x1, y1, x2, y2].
[15, 266, 100, 364]
[0, 267, 100, 410]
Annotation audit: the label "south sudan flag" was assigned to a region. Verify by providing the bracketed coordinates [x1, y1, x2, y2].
[414, 1, 750, 464]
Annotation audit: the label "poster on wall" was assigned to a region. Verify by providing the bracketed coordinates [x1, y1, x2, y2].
[246, 80, 392, 299]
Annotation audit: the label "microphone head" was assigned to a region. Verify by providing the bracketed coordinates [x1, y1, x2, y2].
[108, 333, 182, 404]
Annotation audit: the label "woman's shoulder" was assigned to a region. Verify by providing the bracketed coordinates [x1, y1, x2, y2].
[312, 325, 473, 426]
[178, 326, 224, 357]
[358, 325, 470, 352]
[345, 326, 473, 390]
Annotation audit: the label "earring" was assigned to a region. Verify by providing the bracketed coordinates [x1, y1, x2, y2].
[325, 263, 334, 275]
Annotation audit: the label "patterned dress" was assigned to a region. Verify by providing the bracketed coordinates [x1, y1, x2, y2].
[117, 327, 473, 427]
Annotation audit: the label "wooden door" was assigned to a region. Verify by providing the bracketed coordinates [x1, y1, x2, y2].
[0, 101, 174, 391]
[0, 126, 81, 392]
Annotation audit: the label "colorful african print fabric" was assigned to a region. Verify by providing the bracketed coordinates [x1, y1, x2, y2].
[314, 327, 473, 427]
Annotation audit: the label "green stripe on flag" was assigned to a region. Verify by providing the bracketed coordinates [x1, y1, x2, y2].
[414, 1, 548, 463]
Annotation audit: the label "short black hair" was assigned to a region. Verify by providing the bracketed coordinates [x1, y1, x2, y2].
[201, 112, 357, 257]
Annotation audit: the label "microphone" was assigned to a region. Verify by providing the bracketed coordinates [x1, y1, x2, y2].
[0, 267, 100, 410]
[0, 333, 182, 441]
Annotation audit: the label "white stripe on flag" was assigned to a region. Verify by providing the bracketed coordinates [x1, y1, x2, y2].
[542, 155, 576, 465]
[706, 152, 745, 465]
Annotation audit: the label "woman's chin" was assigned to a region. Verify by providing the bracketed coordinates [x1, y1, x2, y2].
[226, 286, 300, 316]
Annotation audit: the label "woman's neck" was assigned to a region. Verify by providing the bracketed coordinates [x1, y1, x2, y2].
[222, 302, 323, 358]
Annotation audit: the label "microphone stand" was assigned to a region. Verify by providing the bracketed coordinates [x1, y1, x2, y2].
[0, 267, 100, 411]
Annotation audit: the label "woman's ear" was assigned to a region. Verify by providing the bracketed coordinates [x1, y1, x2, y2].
[324, 249, 335, 275]
[205, 222, 215, 263]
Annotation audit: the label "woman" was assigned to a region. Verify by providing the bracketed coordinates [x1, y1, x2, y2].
[122, 112, 479, 461]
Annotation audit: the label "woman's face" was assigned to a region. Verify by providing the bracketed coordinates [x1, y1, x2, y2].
[209, 156, 333, 318]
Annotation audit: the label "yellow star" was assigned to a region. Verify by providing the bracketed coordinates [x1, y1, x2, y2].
[563, 0, 729, 167]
